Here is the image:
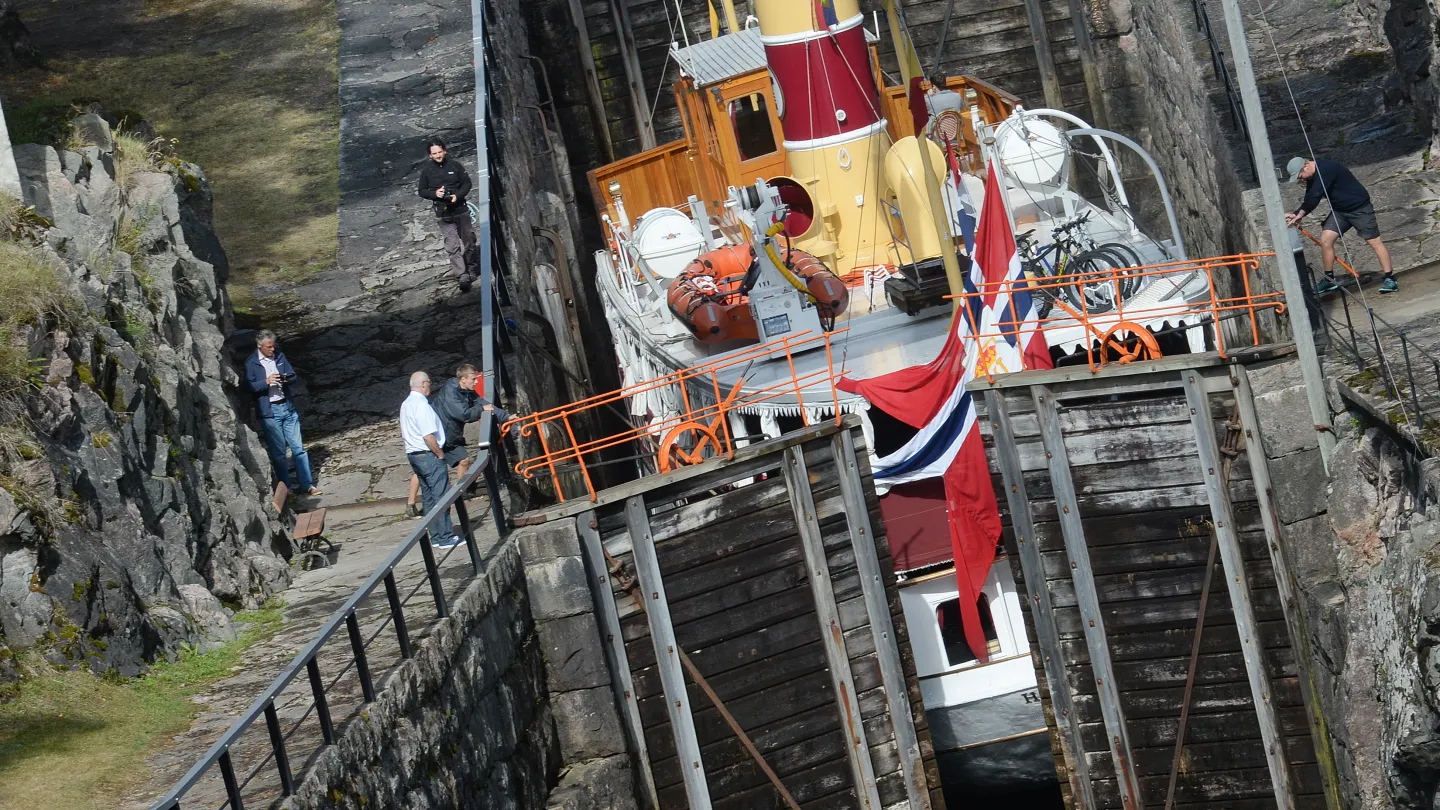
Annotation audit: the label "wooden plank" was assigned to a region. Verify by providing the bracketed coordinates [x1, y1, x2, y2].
[1079, 706, 1314, 751]
[988, 390, 1097, 809]
[605, 0, 655, 149]
[1060, 620, 1294, 665]
[1037, 531, 1272, 578]
[633, 641, 831, 722]
[625, 495, 711, 809]
[1075, 678, 1305, 722]
[1025, 479, 1260, 522]
[1029, 503, 1265, 552]
[1087, 765, 1323, 808]
[1032, 384, 1144, 809]
[642, 674, 837, 760]
[1232, 365, 1340, 810]
[1183, 371, 1297, 809]
[1089, 734, 1319, 774]
[578, 511, 659, 809]
[565, 0, 615, 161]
[1021, 0, 1063, 107]
[1046, 562, 1277, 608]
[782, 445, 880, 810]
[1052, 587, 1288, 637]
[834, 430, 932, 810]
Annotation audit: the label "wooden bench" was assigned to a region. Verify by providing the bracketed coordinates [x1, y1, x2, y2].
[271, 482, 335, 569]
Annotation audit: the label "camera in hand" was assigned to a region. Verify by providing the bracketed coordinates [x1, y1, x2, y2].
[280, 372, 297, 383]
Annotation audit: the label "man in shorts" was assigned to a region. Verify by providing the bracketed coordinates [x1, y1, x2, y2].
[1284, 156, 1398, 293]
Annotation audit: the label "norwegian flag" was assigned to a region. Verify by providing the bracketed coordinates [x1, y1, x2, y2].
[839, 161, 1050, 663]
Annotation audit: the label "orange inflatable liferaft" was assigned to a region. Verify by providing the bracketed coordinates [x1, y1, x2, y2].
[667, 244, 849, 344]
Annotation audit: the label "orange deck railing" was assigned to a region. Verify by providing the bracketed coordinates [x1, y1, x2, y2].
[510, 252, 1290, 502]
[502, 330, 847, 502]
[952, 252, 1285, 375]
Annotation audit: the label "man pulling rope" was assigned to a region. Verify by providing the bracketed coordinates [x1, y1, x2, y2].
[1284, 156, 1399, 294]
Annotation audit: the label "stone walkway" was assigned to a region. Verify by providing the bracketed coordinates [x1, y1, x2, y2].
[122, 495, 503, 810]
[1319, 261, 1440, 446]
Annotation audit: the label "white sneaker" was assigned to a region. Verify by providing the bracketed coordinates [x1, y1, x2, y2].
[432, 534, 465, 549]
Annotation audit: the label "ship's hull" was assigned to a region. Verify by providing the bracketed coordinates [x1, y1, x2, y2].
[926, 688, 1058, 796]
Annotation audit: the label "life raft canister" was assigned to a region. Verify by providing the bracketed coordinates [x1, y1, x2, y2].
[667, 244, 848, 344]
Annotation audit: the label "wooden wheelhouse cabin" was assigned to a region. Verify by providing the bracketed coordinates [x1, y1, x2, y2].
[587, 26, 1019, 230]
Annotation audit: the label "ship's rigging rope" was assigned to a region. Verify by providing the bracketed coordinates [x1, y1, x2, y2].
[1246, 0, 1411, 426]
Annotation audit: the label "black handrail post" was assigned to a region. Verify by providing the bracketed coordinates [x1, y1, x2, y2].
[418, 534, 449, 619]
[346, 612, 376, 703]
[1402, 336, 1424, 431]
[485, 457, 507, 538]
[219, 751, 244, 810]
[1370, 316, 1393, 396]
[1342, 291, 1362, 369]
[453, 495, 483, 573]
[306, 658, 336, 745]
[383, 571, 413, 659]
[264, 702, 295, 795]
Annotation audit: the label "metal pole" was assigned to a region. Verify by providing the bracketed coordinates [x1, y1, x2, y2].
[1215, 0, 1336, 469]
[0, 97, 22, 199]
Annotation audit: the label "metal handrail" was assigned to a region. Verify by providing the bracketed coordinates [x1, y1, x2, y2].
[1295, 228, 1440, 441]
[1191, 0, 1259, 180]
[1317, 278, 1440, 438]
[149, 1, 505, 807]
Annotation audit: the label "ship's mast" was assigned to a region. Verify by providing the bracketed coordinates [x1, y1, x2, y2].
[883, 1, 968, 314]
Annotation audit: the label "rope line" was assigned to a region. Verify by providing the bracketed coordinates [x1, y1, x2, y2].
[1246, 0, 1411, 425]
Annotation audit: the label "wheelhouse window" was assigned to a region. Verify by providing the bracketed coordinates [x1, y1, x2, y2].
[936, 594, 1001, 666]
[728, 95, 777, 161]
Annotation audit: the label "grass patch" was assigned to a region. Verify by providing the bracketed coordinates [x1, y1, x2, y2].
[0, 238, 77, 400]
[0, 600, 286, 810]
[0, 0, 341, 295]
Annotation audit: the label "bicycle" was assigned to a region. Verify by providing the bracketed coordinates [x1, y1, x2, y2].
[1018, 212, 1144, 316]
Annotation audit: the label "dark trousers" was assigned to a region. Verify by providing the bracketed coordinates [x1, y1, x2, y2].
[438, 215, 474, 279]
[408, 452, 455, 540]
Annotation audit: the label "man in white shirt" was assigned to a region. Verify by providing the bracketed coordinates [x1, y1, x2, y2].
[401, 371, 461, 547]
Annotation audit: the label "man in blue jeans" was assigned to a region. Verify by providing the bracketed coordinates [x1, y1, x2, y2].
[401, 371, 462, 548]
[245, 330, 321, 497]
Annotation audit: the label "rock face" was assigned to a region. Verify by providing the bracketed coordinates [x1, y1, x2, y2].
[0, 116, 289, 683]
[1251, 359, 1440, 809]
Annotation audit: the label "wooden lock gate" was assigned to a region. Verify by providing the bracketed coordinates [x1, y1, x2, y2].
[520, 417, 945, 810]
[971, 350, 1338, 810]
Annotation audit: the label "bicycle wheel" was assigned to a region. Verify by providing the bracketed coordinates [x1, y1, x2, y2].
[1061, 249, 1127, 315]
[1097, 242, 1144, 299]
[1023, 244, 1066, 319]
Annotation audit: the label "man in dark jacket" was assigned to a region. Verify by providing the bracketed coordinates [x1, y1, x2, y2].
[1285, 156, 1398, 294]
[417, 137, 477, 292]
[404, 363, 509, 517]
[244, 329, 320, 496]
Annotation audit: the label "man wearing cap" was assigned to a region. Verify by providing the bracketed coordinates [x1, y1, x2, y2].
[1284, 156, 1398, 294]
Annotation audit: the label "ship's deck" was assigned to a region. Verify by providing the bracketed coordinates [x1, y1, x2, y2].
[601, 189, 1207, 417]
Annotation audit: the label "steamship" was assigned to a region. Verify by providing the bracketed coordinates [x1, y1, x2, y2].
[585, 1, 1204, 800]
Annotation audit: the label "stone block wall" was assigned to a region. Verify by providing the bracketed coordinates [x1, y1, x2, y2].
[1085, 0, 1252, 261]
[518, 520, 640, 810]
[1249, 358, 1440, 810]
[285, 539, 562, 809]
[281, 522, 641, 810]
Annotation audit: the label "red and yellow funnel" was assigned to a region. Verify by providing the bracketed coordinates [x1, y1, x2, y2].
[756, 0, 890, 280]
